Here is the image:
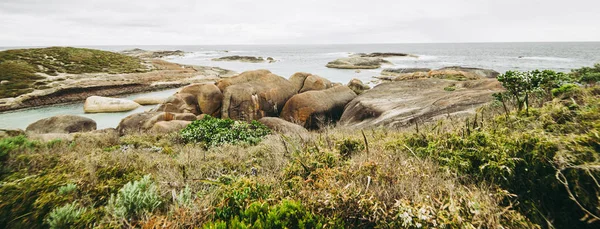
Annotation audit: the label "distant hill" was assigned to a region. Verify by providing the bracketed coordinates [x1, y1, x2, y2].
[0, 47, 148, 98]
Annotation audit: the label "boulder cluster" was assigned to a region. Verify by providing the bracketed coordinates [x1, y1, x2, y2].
[117, 70, 363, 135]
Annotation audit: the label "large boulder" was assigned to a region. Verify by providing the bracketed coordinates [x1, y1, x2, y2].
[153, 93, 200, 114]
[220, 70, 297, 121]
[339, 78, 504, 128]
[258, 117, 309, 135]
[347, 78, 370, 95]
[179, 83, 223, 117]
[84, 96, 141, 113]
[280, 86, 357, 129]
[116, 112, 196, 135]
[133, 97, 166, 105]
[149, 120, 192, 134]
[326, 57, 391, 69]
[26, 115, 97, 134]
[289, 72, 334, 93]
[378, 67, 500, 81]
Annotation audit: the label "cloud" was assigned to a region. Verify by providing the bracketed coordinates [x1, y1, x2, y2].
[0, 0, 598, 46]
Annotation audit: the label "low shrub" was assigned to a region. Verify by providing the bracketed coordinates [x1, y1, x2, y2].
[336, 139, 364, 159]
[107, 175, 163, 224]
[180, 115, 271, 148]
[45, 202, 87, 229]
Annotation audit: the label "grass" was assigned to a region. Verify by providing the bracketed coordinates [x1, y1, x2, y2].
[0, 47, 147, 98]
[1, 66, 599, 228]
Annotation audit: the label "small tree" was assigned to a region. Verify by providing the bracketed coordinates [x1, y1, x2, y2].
[496, 70, 567, 114]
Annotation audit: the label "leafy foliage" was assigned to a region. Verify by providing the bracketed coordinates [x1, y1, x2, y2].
[45, 202, 87, 229]
[572, 63, 600, 86]
[107, 175, 163, 223]
[180, 115, 271, 147]
[496, 69, 570, 113]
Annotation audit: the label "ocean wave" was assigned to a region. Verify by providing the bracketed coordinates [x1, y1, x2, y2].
[321, 52, 352, 57]
[518, 56, 574, 62]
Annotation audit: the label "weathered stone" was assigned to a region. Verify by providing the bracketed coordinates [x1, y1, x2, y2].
[153, 93, 200, 114]
[180, 83, 223, 117]
[133, 97, 166, 105]
[116, 112, 196, 135]
[84, 96, 141, 113]
[258, 117, 309, 135]
[326, 57, 391, 69]
[212, 56, 265, 63]
[26, 115, 96, 134]
[289, 72, 333, 93]
[347, 78, 370, 95]
[220, 70, 297, 121]
[281, 86, 357, 129]
[149, 120, 191, 134]
[339, 78, 504, 128]
[0, 129, 25, 138]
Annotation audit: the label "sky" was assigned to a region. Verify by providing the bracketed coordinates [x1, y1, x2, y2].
[0, 0, 599, 46]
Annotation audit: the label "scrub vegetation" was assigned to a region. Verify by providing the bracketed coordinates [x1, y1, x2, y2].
[0, 47, 148, 98]
[1, 64, 599, 228]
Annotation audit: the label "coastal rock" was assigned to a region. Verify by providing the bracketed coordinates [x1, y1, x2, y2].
[0, 129, 25, 138]
[133, 97, 166, 105]
[351, 52, 418, 58]
[149, 120, 192, 134]
[281, 86, 357, 129]
[84, 96, 141, 113]
[435, 66, 500, 79]
[120, 48, 185, 58]
[220, 70, 297, 121]
[258, 117, 309, 135]
[212, 56, 265, 63]
[326, 57, 391, 69]
[27, 133, 74, 142]
[382, 68, 432, 76]
[347, 78, 370, 95]
[179, 83, 223, 116]
[289, 72, 333, 93]
[339, 78, 504, 128]
[154, 93, 200, 114]
[267, 57, 276, 63]
[26, 115, 97, 134]
[117, 112, 196, 135]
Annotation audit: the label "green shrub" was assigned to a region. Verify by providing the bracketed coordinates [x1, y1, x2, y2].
[205, 200, 328, 229]
[551, 83, 581, 98]
[213, 179, 271, 221]
[107, 175, 163, 222]
[45, 202, 87, 229]
[336, 139, 364, 159]
[57, 183, 77, 196]
[180, 115, 271, 148]
[443, 86, 456, 91]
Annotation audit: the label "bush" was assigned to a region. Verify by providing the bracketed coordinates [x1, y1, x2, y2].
[57, 183, 77, 196]
[45, 202, 87, 229]
[336, 139, 364, 159]
[107, 175, 163, 223]
[180, 115, 271, 148]
[551, 83, 582, 98]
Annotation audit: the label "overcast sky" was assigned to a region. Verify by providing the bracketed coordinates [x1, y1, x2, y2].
[0, 0, 599, 46]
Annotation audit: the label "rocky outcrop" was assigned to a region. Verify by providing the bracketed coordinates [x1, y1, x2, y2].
[26, 115, 97, 134]
[257, 117, 309, 135]
[378, 67, 500, 81]
[347, 78, 370, 95]
[0, 129, 25, 138]
[120, 48, 185, 58]
[153, 93, 200, 114]
[326, 57, 391, 69]
[288, 72, 334, 93]
[339, 78, 504, 128]
[133, 97, 166, 105]
[84, 96, 141, 113]
[351, 52, 418, 58]
[280, 86, 357, 129]
[179, 83, 223, 117]
[149, 120, 192, 134]
[116, 112, 196, 135]
[220, 70, 297, 121]
[212, 56, 266, 63]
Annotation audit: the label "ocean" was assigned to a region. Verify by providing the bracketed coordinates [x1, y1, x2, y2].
[1, 42, 599, 129]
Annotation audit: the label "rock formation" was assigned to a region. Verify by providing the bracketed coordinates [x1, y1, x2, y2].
[84, 96, 141, 113]
[26, 115, 97, 134]
[281, 86, 357, 129]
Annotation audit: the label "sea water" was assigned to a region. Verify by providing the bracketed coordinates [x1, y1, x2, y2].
[1, 42, 599, 129]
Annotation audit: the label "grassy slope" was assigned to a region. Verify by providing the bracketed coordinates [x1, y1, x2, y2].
[0, 71, 599, 228]
[0, 47, 147, 98]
